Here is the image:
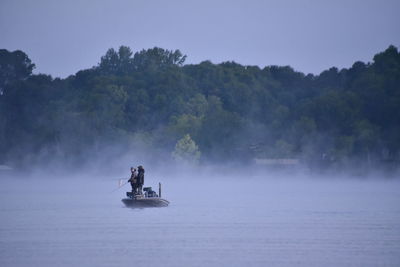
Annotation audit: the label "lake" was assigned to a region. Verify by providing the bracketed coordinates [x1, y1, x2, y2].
[0, 172, 399, 266]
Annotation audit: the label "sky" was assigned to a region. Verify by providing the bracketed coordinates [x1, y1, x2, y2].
[0, 0, 399, 78]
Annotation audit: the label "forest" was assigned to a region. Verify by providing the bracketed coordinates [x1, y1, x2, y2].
[0, 45, 399, 171]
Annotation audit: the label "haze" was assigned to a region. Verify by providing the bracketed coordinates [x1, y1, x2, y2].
[1, 0, 399, 78]
[1, 1, 400, 266]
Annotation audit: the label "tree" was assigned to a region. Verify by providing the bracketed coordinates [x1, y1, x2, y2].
[1, 45, 400, 170]
[132, 47, 186, 71]
[172, 134, 201, 164]
[99, 46, 134, 74]
[274, 139, 294, 157]
[81, 82, 128, 132]
[0, 49, 35, 94]
[354, 120, 379, 164]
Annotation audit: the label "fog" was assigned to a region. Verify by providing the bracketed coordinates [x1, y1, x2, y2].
[1, 0, 399, 265]
[1, 165, 399, 267]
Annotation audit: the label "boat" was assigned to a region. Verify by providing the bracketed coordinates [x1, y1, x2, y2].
[122, 183, 170, 208]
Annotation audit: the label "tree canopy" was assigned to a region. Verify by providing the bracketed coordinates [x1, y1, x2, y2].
[0, 45, 399, 170]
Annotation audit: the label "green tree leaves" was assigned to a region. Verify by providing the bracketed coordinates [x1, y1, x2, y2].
[132, 47, 186, 71]
[172, 134, 201, 164]
[0, 45, 399, 168]
[0, 49, 35, 94]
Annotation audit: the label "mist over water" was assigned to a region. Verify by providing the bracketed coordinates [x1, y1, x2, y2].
[1, 170, 399, 267]
[1, 1, 399, 265]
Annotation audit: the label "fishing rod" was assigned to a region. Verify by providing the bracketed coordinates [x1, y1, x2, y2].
[111, 178, 130, 193]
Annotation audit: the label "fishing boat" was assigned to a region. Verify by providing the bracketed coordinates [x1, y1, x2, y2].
[122, 183, 170, 208]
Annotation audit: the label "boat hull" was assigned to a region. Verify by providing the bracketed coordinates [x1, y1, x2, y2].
[122, 197, 169, 208]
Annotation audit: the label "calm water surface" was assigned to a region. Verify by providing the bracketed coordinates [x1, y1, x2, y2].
[0, 174, 399, 267]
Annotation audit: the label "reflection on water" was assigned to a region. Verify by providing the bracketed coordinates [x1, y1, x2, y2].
[0, 175, 399, 267]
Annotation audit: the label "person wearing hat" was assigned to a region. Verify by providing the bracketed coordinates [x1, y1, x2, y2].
[128, 167, 138, 194]
[137, 165, 145, 195]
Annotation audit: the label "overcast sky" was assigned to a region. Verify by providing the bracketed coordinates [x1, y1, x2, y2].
[1, 0, 399, 78]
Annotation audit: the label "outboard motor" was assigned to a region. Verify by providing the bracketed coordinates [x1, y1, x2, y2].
[143, 187, 158, 198]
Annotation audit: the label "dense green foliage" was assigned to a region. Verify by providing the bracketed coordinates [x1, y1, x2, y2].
[172, 134, 201, 164]
[0, 46, 399, 169]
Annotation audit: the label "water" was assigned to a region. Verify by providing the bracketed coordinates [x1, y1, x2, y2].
[0, 174, 399, 266]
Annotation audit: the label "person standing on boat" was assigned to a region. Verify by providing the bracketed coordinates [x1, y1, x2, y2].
[128, 167, 138, 194]
[137, 165, 145, 195]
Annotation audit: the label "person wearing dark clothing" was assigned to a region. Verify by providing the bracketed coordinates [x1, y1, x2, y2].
[128, 167, 138, 194]
[137, 165, 145, 195]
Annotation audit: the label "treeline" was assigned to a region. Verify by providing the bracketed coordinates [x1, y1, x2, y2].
[0, 45, 399, 169]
